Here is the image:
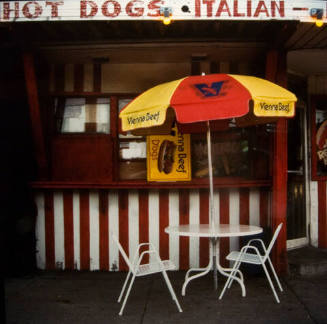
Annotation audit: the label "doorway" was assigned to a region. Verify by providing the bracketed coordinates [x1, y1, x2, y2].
[287, 105, 309, 249]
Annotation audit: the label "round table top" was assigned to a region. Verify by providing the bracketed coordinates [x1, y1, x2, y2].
[165, 224, 262, 238]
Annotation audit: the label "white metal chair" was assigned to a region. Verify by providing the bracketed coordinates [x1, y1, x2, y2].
[111, 233, 182, 315]
[219, 223, 284, 303]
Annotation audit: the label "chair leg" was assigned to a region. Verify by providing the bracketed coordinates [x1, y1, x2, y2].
[119, 273, 137, 316]
[267, 257, 283, 292]
[227, 260, 242, 289]
[118, 270, 132, 303]
[262, 262, 280, 303]
[219, 260, 245, 300]
[161, 271, 183, 312]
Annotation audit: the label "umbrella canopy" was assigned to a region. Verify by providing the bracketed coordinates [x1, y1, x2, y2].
[120, 74, 297, 132]
[119, 74, 297, 226]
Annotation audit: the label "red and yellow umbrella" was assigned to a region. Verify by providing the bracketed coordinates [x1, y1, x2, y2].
[120, 74, 296, 132]
[119, 74, 297, 225]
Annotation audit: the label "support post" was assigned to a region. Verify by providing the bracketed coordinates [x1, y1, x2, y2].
[266, 49, 288, 275]
[23, 52, 47, 178]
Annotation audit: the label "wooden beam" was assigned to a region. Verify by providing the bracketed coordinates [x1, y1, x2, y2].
[23, 52, 47, 178]
[265, 49, 288, 275]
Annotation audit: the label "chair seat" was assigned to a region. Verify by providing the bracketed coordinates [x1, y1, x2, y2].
[136, 259, 176, 276]
[226, 251, 263, 265]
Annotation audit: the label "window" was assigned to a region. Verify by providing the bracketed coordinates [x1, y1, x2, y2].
[311, 96, 327, 179]
[118, 98, 147, 180]
[54, 97, 110, 134]
[191, 125, 272, 180]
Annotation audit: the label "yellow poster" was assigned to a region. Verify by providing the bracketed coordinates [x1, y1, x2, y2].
[147, 129, 191, 182]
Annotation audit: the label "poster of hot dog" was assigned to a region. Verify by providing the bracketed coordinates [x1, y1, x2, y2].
[147, 128, 191, 181]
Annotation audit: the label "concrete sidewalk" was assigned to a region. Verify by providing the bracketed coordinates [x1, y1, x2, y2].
[5, 269, 327, 324]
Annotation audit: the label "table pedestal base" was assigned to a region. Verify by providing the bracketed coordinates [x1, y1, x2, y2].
[181, 238, 246, 297]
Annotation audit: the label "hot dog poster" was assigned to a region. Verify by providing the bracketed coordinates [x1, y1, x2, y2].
[147, 129, 191, 182]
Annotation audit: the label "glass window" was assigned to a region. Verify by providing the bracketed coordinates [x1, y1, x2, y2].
[54, 97, 110, 134]
[192, 125, 271, 180]
[118, 98, 147, 180]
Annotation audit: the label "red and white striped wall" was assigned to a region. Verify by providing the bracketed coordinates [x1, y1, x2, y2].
[35, 187, 270, 271]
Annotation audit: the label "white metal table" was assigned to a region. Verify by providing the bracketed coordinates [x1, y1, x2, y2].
[165, 224, 263, 296]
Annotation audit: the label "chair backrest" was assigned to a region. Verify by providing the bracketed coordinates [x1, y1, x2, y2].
[265, 223, 283, 258]
[111, 232, 133, 271]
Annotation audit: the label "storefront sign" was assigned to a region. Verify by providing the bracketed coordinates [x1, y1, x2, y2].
[147, 129, 191, 181]
[0, 1, 325, 22]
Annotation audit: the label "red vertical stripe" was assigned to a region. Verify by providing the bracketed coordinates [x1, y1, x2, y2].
[119, 190, 129, 271]
[63, 191, 74, 270]
[80, 190, 90, 270]
[318, 181, 327, 248]
[139, 189, 149, 263]
[54, 64, 65, 92]
[199, 189, 209, 267]
[219, 189, 230, 267]
[93, 63, 101, 92]
[179, 189, 189, 270]
[44, 191, 55, 269]
[259, 188, 269, 228]
[74, 64, 84, 92]
[159, 190, 169, 260]
[99, 190, 109, 270]
[239, 188, 249, 225]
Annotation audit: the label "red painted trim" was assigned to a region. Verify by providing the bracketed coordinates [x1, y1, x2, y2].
[79, 190, 90, 270]
[23, 52, 47, 176]
[259, 188, 269, 228]
[63, 190, 74, 270]
[31, 179, 272, 190]
[74, 64, 84, 92]
[159, 189, 169, 260]
[139, 189, 149, 264]
[239, 188, 249, 225]
[199, 189, 209, 267]
[318, 181, 327, 248]
[93, 63, 101, 92]
[44, 191, 55, 269]
[219, 189, 230, 267]
[99, 190, 109, 270]
[179, 189, 189, 270]
[119, 190, 129, 271]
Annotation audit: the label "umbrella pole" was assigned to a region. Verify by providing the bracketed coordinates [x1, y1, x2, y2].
[206, 121, 215, 228]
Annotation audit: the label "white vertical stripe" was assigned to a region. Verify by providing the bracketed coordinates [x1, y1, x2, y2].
[109, 191, 119, 271]
[54, 191, 65, 269]
[64, 64, 74, 92]
[229, 189, 240, 256]
[128, 190, 139, 262]
[169, 190, 179, 269]
[149, 190, 159, 263]
[84, 63, 94, 92]
[73, 191, 80, 270]
[213, 189, 220, 225]
[249, 189, 260, 226]
[89, 191, 99, 271]
[189, 189, 200, 268]
[35, 192, 46, 270]
[310, 181, 319, 247]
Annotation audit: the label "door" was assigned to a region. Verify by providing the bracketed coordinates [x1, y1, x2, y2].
[287, 105, 309, 249]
